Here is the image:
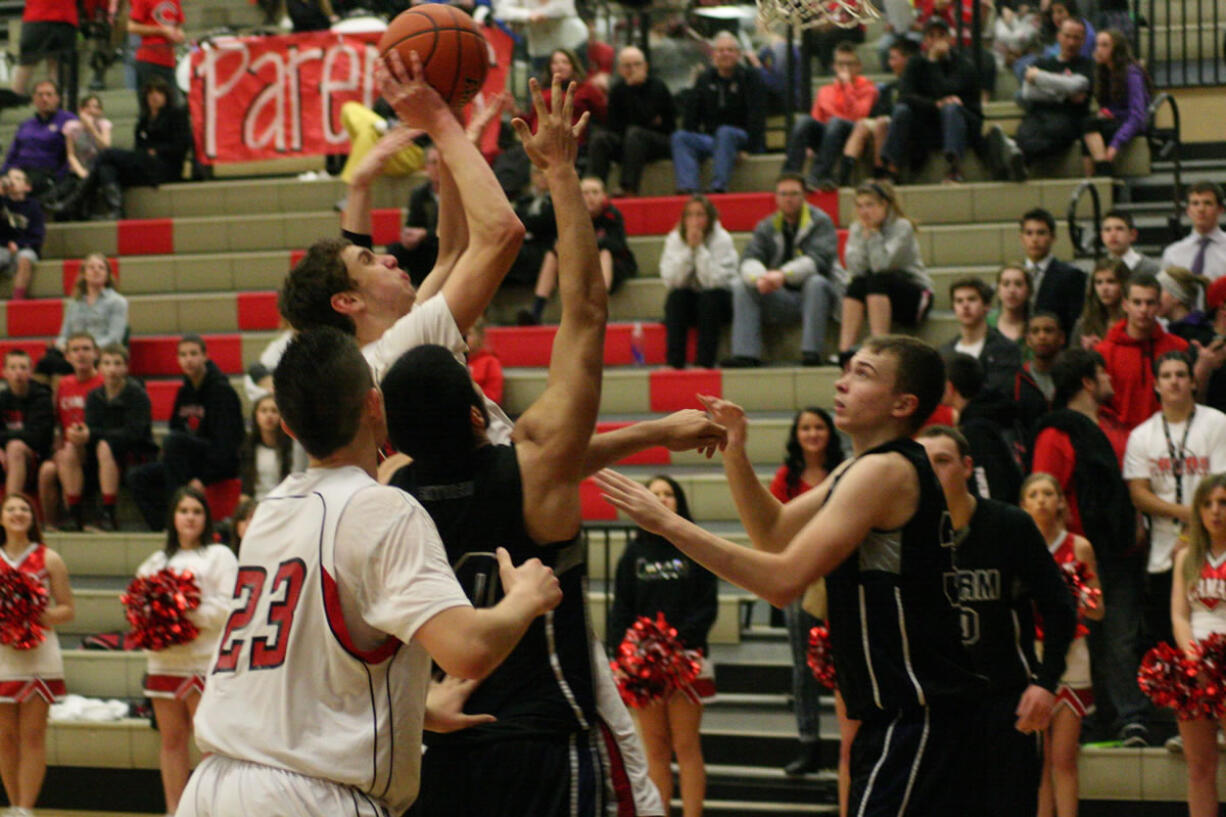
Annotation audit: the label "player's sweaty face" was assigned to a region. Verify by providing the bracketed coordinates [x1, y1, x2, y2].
[343, 245, 417, 318]
[832, 349, 899, 431]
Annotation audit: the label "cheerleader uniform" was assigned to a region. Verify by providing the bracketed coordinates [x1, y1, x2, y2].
[1188, 549, 1226, 642]
[0, 544, 66, 704]
[136, 544, 238, 700]
[1048, 530, 1095, 718]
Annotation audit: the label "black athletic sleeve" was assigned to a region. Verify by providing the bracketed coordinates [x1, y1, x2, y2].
[1010, 511, 1076, 691]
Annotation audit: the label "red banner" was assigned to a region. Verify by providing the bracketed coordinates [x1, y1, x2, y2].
[188, 27, 513, 165]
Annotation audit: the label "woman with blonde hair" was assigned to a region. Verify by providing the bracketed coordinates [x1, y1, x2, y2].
[36, 253, 128, 378]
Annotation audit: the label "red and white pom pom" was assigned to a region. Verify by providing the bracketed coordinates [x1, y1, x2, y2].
[0, 569, 48, 651]
[1190, 633, 1226, 719]
[121, 568, 202, 651]
[1061, 560, 1102, 638]
[806, 624, 837, 688]
[1138, 642, 1204, 719]
[609, 613, 703, 709]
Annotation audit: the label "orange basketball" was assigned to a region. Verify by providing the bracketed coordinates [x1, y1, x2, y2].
[377, 5, 490, 108]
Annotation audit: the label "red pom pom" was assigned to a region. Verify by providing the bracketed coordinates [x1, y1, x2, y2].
[1062, 560, 1101, 638]
[0, 569, 49, 651]
[122, 568, 202, 651]
[806, 625, 837, 688]
[609, 613, 703, 709]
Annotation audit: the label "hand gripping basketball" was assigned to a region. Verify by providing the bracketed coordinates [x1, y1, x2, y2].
[375, 50, 453, 132]
[510, 75, 590, 172]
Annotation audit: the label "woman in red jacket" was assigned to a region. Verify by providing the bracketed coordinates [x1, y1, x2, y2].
[525, 49, 607, 152]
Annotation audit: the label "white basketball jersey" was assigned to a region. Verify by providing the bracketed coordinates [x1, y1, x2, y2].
[193, 465, 469, 815]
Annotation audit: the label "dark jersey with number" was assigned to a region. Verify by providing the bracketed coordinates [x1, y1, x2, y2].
[950, 498, 1077, 696]
[825, 438, 984, 720]
[392, 443, 596, 746]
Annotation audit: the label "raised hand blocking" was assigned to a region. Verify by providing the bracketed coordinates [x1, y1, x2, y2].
[510, 76, 590, 172]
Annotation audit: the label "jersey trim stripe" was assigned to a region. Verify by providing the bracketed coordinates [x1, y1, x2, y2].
[546, 610, 590, 730]
[859, 585, 883, 709]
[856, 713, 899, 817]
[0, 678, 66, 704]
[596, 718, 637, 817]
[896, 707, 930, 816]
[378, 671, 395, 801]
[894, 587, 925, 706]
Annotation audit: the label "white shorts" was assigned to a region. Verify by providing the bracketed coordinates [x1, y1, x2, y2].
[177, 754, 392, 817]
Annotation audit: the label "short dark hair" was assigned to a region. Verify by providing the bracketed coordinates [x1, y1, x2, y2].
[32, 79, 59, 95]
[1020, 208, 1056, 234]
[99, 343, 129, 363]
[1027, 310, 1064, 331]
[862, 335, 945, 434]
[3, 349, 30, 364]
[833, 41, 860, 58]
[775, 172, 808, 192]
[923, 16, 951, 36]
[381, 344, 488, 479]
[1154, 349, 1193, 378]
[949, 276, 992, 304]
[1126, 272, 1161, 299]
[1052, 0, 1078, 15]
[1102, 209, 1136, 230]
[945, 353, 985, 400]
[1186, 180, 1225, 208]
[1051, 347, 1105, 409]
[178, 333, 206, 354]
[889, 39, 920, 58]
[279, 238, 358, 335]
[274, 327, 373, 459]
[917, 424, 971, 458]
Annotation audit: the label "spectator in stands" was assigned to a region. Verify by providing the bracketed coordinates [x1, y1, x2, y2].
[493, 0, 588, 75]
[1012, 0, 1096, 80]
[0, 169, 46, 302]
[58, 75, 191, 221]
[840, 39, 917, 183]
[12, 1, 78, 98]
[524, 49, 607, 154]
[1019, 207, 1086, 337]
[1082, 29, 1151, 177]
[747, 23, 805, 116]
[883, 19, 982, 184]
[1072, 258, 1127, 348]
[83, 344, 156, 531]
[1095, 272, 1189, 431]
[1101, 210, 1160, 276]
[337, 105, 425, 186]
[1159, 266, 1212, 345]
[520, 177, 634, 325]
[722, 173, 840, 368]
[993, 3, 1041, 73]
[987, 18, 1093, 182]
[1, 82, 75, 203]
[128, 334, 244, 532]
[987, 264, 1032, 345]
[837, 180, 931, 359]
[784, 42, 878, 192]
[0, 350, 54, 499]
[238, 394, 291, 504]
[1124, 350, 1226, 651]
[127, 0, 184, 105]
[465, 317, 504, 406]
[38, 332, 103, 531]
[286, 0, 336, 32]
[915, 0, 998, 97]
[51, 94, 114, 218]
[941, 277, 1023, 394]
[944, 352, 1023, 502]
[224, 497, 258, 551]
[1015, 311, 1065, 447]
[1161, 181, 1226, 282]
[45, 254, 127, 376]
[507, 166, 557, 288]
[384, 145, 439, 288]
[659, 195, 738, 370]
[671, 32, 767, 196]
[587, 46, 675, 198]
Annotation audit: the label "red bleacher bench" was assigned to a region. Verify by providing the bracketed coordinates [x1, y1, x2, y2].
[485, 323, 667, 367]
[6, 300, 63, 337]
[129, 334, 244, 377]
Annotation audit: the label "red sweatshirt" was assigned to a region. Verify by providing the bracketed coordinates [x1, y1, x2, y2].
[811, 75, 879, 124]
[1094, 319, 1188, 432]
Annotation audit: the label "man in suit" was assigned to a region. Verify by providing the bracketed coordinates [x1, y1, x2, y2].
[1020, 207, 1085, 338]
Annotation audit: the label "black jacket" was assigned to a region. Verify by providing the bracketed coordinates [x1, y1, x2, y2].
[169, 360, 244, 483]
[1013, 363, 1054, 455]
[940, 328, 1023, 396]
[609, 530, 719, 655]
[959, 388, 1023, 504]
[1034, 259, 1087, 338]
[84, 378, 156, 457]
[899, 53, 983, 120]
[607, 76, 676, 137]
[683, 64, 767, 153]
[0, 381, 53, 459]
[136, 105, 192, 184]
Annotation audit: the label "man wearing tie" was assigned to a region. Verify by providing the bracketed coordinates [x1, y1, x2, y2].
[1020, 207, 1086, 339]
[1162, 182, 1226, 282]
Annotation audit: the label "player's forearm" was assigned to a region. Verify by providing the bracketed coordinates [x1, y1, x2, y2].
[455, 592, 542, 679]
[721, 443, 788, 553]
[581, 424, 661, 477]
[1128, 481, 1188, 523]
[43, 603, 74, 627]
[431, 116, 519, 244]
[1173, 616, 1195, 654]
[341, 182, 374, 236]
[546, 165, 607, 320]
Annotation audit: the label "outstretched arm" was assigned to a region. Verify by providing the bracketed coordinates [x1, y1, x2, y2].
[341, 124, 424, 238]
[580, 410, 727, 477]
[509, 77, 605, 544]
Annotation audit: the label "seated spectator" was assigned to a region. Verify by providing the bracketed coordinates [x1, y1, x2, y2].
[986, 19, 1093, 182]
[12, 2, 78, 98]
[127, 0, 184, 104]
[1072, 257, 1127, 348]
[385, 145, 439, 288]
[1159, 266, 1211, 345]
[493, 0, 588, 76]
[1095, 272, 1189, 431]
[1, 81, 75, 201]
[465, 317, 504, 405]
[841, 39, 917, 182]
[1019, 207, 1086, 337]
[1101, 209, 1160, 276]
[745, 23, 804, 116]
[1015, 311, 1066, 446]
[837, 180, 931, 359]
[987, 264, 1032, 344]
[783, 42, 878, 191]
[337, 104, 425, 186]
[671, 32, 766, 195]
[659, 195, 738, 369]
[127, 334, 244, 531]
[723, 173, 840, 368]
[993, 4, 1041, 72]
[81, 343, 156, 530]
[524, 49, 607, 155]
[915, 0, 998, 97]
[35, 253, 127, 376]
[1161, 181, 1226, 281]
[238, 394, 291, 504]
[1012, 0, 1096, 79]
[51, 94, 113, 215]
[507, 166, 556, 288]
[38, 332, 103, 530]
[1082, 29, 1151, 177]
[0, 349, 54, 499]
[0, 168, 46, 301]
[943, 352, 1023, 502]
[57, 75, 191, 221]
[520, 177, 635, 324]
[941, 277, 1023, 394]
[882, 19, 982, 184]
[587, 46, 675, 198]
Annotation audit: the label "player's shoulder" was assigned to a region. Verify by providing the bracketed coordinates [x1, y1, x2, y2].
[344, 481, 430, 526]
[850, 447, 919, 484]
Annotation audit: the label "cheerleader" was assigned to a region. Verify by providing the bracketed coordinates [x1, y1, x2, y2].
[1021, 473, 1104, 817]
[609, 476, 717, 817]
[0, 493, 73, 817]
[1170, 473, 1226, 817]
[134, 487, 237, 816]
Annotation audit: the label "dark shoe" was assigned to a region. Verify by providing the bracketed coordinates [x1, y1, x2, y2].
[783, 742, 823, 777]
[1119, 722, 1150, 747]
[1093, 160, 1114, 177]
[1005, 137, 1029, 182]
[985, 125, 1007, 179]
[515, 308, 540, 327]
[720, 355, 761, 368]
[801, 351, 828, 366]
[98, 507, 118, 532]
[58, 516, 82, 533]
[96, 181, 123, 220]
[834, 156, 856, 187]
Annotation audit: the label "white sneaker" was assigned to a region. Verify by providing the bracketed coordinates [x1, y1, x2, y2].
[1165, 734, 1184, 753]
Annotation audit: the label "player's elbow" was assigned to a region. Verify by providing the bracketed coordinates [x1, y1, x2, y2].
[441, 644, 502, 681]
[479, 211, 526, 252]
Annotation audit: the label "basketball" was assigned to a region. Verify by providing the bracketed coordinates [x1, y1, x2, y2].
[377, 5, 490, 108]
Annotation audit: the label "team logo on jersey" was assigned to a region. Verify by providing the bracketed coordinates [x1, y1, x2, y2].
[938, 510, 959, 549]
[1193, 577, 1226, 610]
[635, 557, 690, 581]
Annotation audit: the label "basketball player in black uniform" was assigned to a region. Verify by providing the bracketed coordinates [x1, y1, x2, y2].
[598, 336, 986, 816]
[917, 425, 1077, 817]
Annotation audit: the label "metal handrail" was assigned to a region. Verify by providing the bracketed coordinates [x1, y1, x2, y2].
[1146, 91, 1185, 245]
[1067, 180, 1104, 260]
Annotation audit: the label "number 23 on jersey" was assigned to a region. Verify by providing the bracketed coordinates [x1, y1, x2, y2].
[214, 559, 307, 673]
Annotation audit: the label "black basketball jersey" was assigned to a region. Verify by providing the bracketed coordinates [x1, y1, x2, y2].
[391, 444, 596, 746]
[824, 438, 983, 720]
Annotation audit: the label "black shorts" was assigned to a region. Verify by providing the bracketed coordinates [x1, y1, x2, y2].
[844, 271, 932, 327]
[849, 699, 987, 817]
[19, 21, 77, 64]
[981, 692, 1042, 817]
[1082, 117, 1125, 154]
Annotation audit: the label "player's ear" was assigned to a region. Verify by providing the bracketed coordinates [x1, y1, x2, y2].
[893, 392, 919, 421]
[331, 290, 363, 317]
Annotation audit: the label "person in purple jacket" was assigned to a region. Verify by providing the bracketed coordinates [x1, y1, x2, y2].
[1082, 29, 1151, 177]
[0, 81, 76, 201]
